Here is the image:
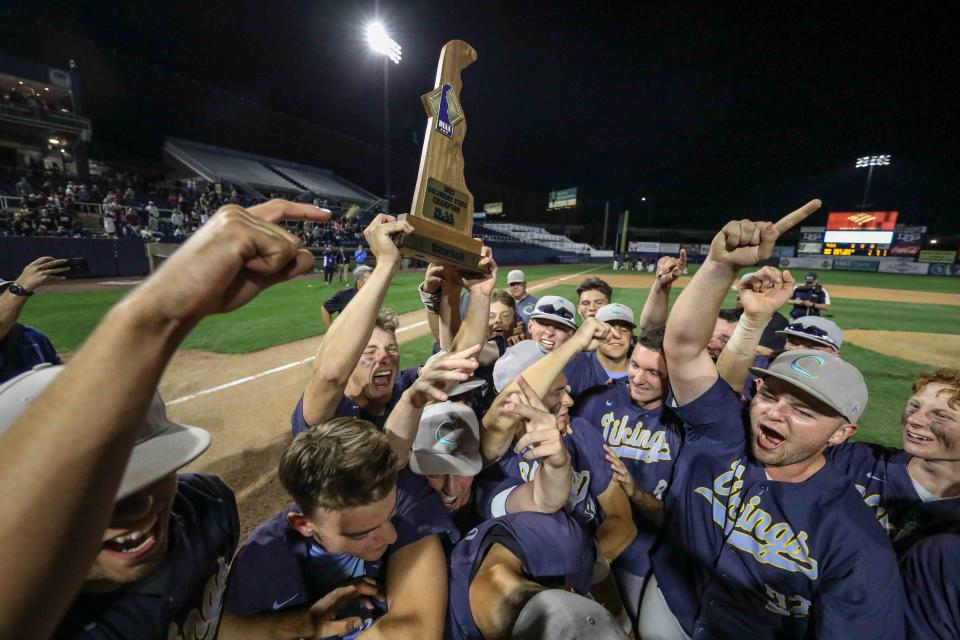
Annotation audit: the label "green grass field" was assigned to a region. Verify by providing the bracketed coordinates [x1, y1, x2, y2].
[20, 263, 959, 447]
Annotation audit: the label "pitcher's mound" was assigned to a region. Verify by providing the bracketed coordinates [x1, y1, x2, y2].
[844, 330, 960, 369]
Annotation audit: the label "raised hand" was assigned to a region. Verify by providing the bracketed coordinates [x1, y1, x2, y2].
[309, 577, 385, 639]
[363, 213, 414, 264]
[15, 257, 71, 291]
[131, 199, 330, 323]
[708, 200, 821, 269]
[738, 267, 796, 318]
[462, 244, 497, 295]
[504, 377, 569, 469]
[572, 316, 612, 353]
[422, 263, 458, 295]
[409, 345, 481, 407]
[655, 249, 687, 288]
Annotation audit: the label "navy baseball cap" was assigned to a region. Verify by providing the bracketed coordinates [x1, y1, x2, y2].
[0, 364, 211, 499]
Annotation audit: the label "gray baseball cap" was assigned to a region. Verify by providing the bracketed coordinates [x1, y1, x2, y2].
[511, 589, 628, 640]
[408, 401, 482, 476]
[507, 269, 526, 284]
[596, 302, 636, 329]
[493, 340, 546, 392]
[777, 316, 844, 351]
[0, 364, 210, 499]
[749, 349, 868, 423]
[529, 295, 578, 331]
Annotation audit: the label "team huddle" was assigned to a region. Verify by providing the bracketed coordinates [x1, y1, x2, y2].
[1, 199, 958, 640]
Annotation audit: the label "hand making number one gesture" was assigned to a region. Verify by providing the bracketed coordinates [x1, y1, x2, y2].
[708, 199, 822, 270]
[503, 376, 570, 469]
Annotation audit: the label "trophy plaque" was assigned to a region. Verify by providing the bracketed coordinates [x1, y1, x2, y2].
[397, 40, 486, 273]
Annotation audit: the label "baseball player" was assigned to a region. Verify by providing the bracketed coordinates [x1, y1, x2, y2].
[562, 303, 636, 393]
[221, 418, 455, 639]
[505, 269, 538, 324]
[787, 271, 831, 319]
[571, 324, 685, 622]
[491, 295, 578, 392]
[2, 366, 239, 639]
[899, 528, 960, 639]
[575, 276, 613, 320]
[824, 368, 960, 553]
[0, 198, 330, 639]
[293, 215, 420, 435]
[778, 316, 843, 354]
[641, 202, 905, 639]
[321, 264, 372, 329]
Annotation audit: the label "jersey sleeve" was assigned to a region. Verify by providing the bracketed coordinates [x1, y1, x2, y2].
[322, 290, 346, 314]
[563, 353, 607, 396]
[901, 533, 960, 640]
[290, 394, 311, 437]
[667, 376, 746, 443]
[392, 471, 459, 550]
[224, 514, 311, 615]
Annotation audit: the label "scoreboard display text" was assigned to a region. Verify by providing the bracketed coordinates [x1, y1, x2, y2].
[822, 242, 889, 257]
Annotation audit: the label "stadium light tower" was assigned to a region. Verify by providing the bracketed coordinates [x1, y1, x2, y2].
[367, 22, 401, 211]
[855, 154, 891, 209]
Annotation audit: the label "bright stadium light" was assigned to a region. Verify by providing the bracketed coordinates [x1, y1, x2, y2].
[855, 154, 891, 168]
[366, 22, 401, 64]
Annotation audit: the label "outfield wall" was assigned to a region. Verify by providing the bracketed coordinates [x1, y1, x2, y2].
[0, 237, 149, 280]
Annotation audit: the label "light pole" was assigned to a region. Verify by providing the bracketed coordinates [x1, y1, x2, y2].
[855, 154, 891, 209]
[366, 22, 401, 211]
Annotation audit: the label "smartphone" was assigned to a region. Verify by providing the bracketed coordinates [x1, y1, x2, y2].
[64, 257, 90, 277]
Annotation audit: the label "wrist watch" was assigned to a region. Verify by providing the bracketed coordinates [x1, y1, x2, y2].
[6, 283, 34, 297]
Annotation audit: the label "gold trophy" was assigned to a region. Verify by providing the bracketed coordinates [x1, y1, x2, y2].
[397, 40, 486, 273]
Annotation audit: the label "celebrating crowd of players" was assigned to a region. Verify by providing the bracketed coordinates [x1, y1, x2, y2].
[1, 198, 958, 640]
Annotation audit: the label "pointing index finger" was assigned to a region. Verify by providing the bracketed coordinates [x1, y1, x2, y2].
[773, 199, 822, 235]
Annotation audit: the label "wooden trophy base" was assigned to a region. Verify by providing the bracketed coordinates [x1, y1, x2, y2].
[397, 215, 486, 274]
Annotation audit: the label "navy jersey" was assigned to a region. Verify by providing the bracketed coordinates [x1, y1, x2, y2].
[573, 382, 684, 579]
[290, 366, 418, 436]
[789, 286, 828, 319]
[563, 351, 625, 397]
[446, 511, 595, 640]
[826, 441, 960, 554]
[224, 470, 455, 637]
[0, 323, 61, 383]
[514, 293, 539, 324]
[651, 378, 905, 639]
[900, 531, 960, 640]
[53, 474, 240, 640]
[474, 417, 612, 530]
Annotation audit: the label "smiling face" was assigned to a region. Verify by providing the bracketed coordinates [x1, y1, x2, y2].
[577, 289, 609, 321]
[528, 318, 574, 352]
[599, 321, 633, 362]
[902, 383, 960, 460]
[488, 301, 516, 339]
[627, 344, 667, 408]
[426, 474, 475, 513]
[86, 474, 178, 588]
[348, 327, 400, 403]
[749, 377, 855, 470]
[291, 486, 399, 562]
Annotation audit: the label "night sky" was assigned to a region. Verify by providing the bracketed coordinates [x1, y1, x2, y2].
[3, 1, 958, 233]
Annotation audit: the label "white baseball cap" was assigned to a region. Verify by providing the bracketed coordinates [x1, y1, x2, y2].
[776, 316, 843, 351]
[507, 270, 526, 284]
[596, 303, 636, 329]
[0, 365, 210, 499]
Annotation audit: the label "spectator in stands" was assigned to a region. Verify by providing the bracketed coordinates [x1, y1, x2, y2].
[77, 184, 91, 202]
[15, 177, 33, 199]
[506, 270, 539, 324]
[1, 257, 69, 383]
[321, 265, 372, 329]
[102, 209, 117, 238]
[354, 243, 368, 267]
[145, 200, 159, 219]
[170, 206, 185, 231]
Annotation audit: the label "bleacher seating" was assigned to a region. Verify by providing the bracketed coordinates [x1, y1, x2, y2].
[482, 222, 595, 254]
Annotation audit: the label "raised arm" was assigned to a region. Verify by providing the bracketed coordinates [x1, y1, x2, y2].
[451, 245, 497, 355]
[360, 535, 448, 640]
[716, 267, 795, 393]
[666, 200, 821, 405]
[0, 200, 329, 640]
[638, 249, 686, 331]
[301, 215, 414, 425]
[0, 257, 70, 339]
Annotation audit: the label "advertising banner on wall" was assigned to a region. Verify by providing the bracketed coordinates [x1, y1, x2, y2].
[547, 188, 578, 209]
[483, 202, 504, 215]
[799, 228, 826, 243]
[797, 242, 823, 254]
[928, 263, 960, 277]
[771, 246, 796, 258]
[827, 211, 899, 230]
[628, 241, 659, 253]
[659, 242, 681, 254]
[878, 260, 930, 275]
[832, 258, 880, 272]
[779, 256, 834, 270]
[918, 250, 958, 264]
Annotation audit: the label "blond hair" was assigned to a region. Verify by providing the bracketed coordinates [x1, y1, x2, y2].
[375, 307, 399, 333]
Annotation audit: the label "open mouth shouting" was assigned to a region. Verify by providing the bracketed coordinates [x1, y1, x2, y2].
[371, 368, 394, 392]
[101, 514, 162, 565]
[756, 424, 786, 452]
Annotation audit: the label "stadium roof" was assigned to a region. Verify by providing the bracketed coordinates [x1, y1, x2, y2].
[163, 137, 379, 204]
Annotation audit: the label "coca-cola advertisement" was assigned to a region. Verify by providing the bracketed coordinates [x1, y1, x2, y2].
[890, 243, 921, 257]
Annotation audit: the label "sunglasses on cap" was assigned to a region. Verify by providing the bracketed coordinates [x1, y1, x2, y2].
[787, 323, 836, 346]
[537, 303, 574, 321]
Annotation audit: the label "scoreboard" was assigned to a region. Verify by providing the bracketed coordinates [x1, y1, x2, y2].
[822, 242, 889, 257]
